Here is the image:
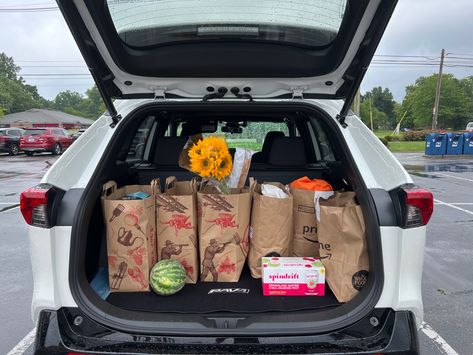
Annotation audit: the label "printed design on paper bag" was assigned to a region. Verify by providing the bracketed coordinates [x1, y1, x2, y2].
[111, 260, 128, 290]
[201, 239, 227, 282]
[127, 247, 146, 266]
[117, 227, 144, 247]
[156, 195, 188, 213]
[218, 255, 236, 275]
[109, 203, 125, 222]
[352, 270, 369, 291]
[201, 195, 234, 212]
[298, 204, 315, 214]
[124, 212, 146, 235]
[160, 240, 187, 260]
[160, 214, 193, 236]
[181, 258, 194, 278]
[205, 213, 238, 233]
[128, 266, 147, 290]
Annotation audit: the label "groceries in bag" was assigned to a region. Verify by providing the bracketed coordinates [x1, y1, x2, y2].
[290, 177, 333, 257]
[317, 191, 368, 303]
[101, 181, 157, 292]
[156, 177, 199, 283]
[248, 182, 293, 278]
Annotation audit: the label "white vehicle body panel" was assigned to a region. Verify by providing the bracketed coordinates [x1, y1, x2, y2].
[31, 99, 425, 328]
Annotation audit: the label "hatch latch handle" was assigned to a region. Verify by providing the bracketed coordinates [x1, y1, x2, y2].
[203, 87, 228, 101]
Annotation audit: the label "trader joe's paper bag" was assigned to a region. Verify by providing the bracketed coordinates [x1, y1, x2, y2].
[156, 177, 199, 283]
[197, 182, 254, 282]
[101, 181, 157, 292]
[317, 192, 368, 303]
[248, 183, 293, 278]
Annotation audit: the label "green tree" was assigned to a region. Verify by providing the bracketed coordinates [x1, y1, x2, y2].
[360, 97, 389, 130]
[362, 86, 397, 129]
[54, 90, 84, 111]
[401, 74, 472, 129]
[0, 53, 20, 81]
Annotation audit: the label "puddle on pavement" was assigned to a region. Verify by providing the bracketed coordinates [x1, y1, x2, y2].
[405, 162, 473, 179]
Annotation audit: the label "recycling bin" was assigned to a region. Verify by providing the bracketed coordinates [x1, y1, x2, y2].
[446, 132, 464, 155]
[463, 132, 473, 155]
[425, 133, 447, 156]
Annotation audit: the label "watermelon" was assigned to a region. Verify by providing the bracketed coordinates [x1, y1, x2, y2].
[150, 259, 186, 296]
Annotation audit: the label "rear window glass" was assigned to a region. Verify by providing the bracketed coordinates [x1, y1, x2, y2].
[0, 131, 5, 136]
[107, 0, 347, 48]
[24, 129, 46, 135]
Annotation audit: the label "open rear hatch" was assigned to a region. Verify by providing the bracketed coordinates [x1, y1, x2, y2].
[57, 0, 397, 123]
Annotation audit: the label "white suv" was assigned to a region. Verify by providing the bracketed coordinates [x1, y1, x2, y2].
[21, 0, 433, 353]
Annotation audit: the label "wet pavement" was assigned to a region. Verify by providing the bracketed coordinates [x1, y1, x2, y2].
[1, 151, 472, 354]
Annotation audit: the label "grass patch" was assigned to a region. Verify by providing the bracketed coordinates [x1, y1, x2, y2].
[388, 141, 425, 152]
[227, 142, 262, 151]
[374, 130, 393, 138]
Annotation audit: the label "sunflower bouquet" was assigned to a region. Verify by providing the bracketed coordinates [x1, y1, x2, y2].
[183, 135, 233, 194]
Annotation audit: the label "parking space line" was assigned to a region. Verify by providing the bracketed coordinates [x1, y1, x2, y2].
[433, 172, 473, 183]
[420, 322, 458, 355]
[6, 328, 36, 355]
[434, 199, 473, 216]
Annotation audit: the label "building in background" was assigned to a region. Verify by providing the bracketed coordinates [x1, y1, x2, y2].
[0, 108, 94, 129]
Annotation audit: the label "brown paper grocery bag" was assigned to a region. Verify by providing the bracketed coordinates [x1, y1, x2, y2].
[101, 181, 157, 292]
[197, 181, 254, 282]
[156, 177, 199, 284]
[317, 192, 368, 303]
[248, 183, 293, 278]
[290, 187, 320, 257]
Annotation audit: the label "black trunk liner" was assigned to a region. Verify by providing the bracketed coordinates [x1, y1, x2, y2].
[106, 267, 340, 314]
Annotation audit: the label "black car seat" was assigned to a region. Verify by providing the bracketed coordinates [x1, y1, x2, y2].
[251, 131, 285, 163]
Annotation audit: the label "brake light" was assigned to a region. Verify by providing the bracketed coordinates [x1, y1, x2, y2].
[20, 184, 55, 228]
[402, 187, 433, 228]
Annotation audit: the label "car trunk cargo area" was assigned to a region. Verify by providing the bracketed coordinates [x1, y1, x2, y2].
[71, 102, 383, 334]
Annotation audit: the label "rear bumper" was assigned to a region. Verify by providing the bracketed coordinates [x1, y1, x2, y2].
[34, 308, 419, 354]
[21, 143, 54, 151]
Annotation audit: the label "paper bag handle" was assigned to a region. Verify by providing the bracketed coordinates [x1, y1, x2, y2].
[102, 180, 117, 197]
[165, 176, 177, 191]
[150, 178, 161, 195]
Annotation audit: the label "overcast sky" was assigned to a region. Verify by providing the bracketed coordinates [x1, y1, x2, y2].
[0, 0, 472, 102]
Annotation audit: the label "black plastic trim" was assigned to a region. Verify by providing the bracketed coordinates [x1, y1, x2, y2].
[69, 101, 384, 337]
[56, 189, 85, 226]
[34, 308, 419, 354]
[369, 188, 398, 226]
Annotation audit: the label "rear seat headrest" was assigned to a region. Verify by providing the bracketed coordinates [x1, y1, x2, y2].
[154, 137, 188, 165]
[268, 137, 308, 166]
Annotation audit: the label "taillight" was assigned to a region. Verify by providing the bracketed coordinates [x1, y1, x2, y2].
[20, 184, 56, 228]
[401, 187, 433, 228]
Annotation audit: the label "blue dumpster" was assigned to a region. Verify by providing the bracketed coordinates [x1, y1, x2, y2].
[446, 132, 464, 155]
[464, 132, 473, 155]
[425, 133, 447, 155]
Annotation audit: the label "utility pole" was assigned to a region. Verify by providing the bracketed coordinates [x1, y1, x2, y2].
[432, 48, 445, 130]
[353, 88, 361, 117]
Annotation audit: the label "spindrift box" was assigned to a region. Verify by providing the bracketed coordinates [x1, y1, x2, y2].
[262, 257, 325, 296]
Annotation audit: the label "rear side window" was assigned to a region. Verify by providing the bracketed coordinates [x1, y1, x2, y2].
[24, 129, 46, 135]
[107, 0, 348, 48]
[126, 116, 156, 162]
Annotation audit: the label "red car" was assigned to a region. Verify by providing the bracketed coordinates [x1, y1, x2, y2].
[20, 128, 74, 156]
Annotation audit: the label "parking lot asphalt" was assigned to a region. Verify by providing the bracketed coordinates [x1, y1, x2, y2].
[1, 152, 472, 354]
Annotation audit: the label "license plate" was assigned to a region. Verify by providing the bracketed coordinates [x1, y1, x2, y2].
[28, 137, 35, 142]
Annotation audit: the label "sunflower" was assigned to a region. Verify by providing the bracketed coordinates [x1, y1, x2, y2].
[188, 136, 232, 181]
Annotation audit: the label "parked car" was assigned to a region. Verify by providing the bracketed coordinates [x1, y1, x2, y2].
[0, 127, 23, 155]
[21, 1, 431, 354]
[466, 122, 473, 131]
[72, 128, 88, 140]
[20, 127, 74, 156]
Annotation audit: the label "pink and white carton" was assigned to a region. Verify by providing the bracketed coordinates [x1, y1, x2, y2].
[261, 257, 325, 296]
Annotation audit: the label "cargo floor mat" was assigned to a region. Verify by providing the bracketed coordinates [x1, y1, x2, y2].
[106, 267, 340, 314]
